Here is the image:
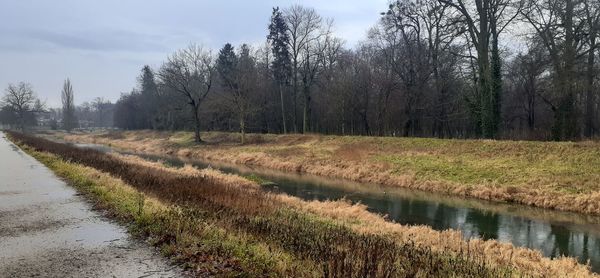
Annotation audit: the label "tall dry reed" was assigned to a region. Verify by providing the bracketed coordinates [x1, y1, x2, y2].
[11, 131, 596, 277]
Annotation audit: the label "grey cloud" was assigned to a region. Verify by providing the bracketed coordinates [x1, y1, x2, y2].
[0, 0, 385, 107]
[6, 28, 169, 53]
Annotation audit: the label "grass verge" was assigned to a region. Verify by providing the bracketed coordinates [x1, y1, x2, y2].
[18, 146, 305, 276]
[9, 131, 596, 277]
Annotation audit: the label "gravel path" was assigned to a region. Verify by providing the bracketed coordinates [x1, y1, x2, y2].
[0, 132, 184, 278]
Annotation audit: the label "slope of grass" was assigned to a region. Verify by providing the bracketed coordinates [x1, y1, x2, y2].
[8, 132, 513, 277]
[10, 131, 598, 277]
[59, 130, 600, 216]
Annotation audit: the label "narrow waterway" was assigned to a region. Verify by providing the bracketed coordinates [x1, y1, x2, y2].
[74, 142, 600, 272]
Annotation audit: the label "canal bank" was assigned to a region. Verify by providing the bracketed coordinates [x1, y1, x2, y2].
[71, 140, 600, 273]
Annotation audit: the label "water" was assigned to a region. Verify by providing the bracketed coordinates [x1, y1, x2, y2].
[75, 142, 600, 272]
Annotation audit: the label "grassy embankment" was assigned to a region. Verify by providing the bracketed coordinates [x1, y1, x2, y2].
[58, 130, 600, 216]
[9, 131, 597, 277]
[11, 133, 591, 277]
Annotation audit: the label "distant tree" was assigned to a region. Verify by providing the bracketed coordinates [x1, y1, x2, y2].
[103, 2, 600, 141]
[439, 0, 521, 138]
[158, 44, 214, 143]
[61, 78, 78, 131]
[49, 118, 58, 130]
[91, 97, 113, 127]
[284, 5, 333, 133]
[217, 43, 258, 144]
[268, 7, 292, 133]
[114, 90, 143, 130]
[521, 0, 588, 140]
[1, 82, 45, 130]
[217, 44, 238, 89]
[505, 43, 547, 134]
[285, 5, 324, 132]
[138, 65, 159, 129]
[0, 106, 18, 128]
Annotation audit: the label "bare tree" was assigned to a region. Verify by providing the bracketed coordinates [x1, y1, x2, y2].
[384, 1, 434, 136]
[521, 0, 588, 140]
[91, 97, 113, 127]
[2, 82, 45, 131]
[158, 44, 214, 143]
[92, 3, 600, 141]
[419, 1, 461, 138]
[61, 78, 77, 131]
[367, 20, 403, 136]
[216, 43, 258, 144]
[506, 43, 547, 133]
[284, 5, 331, 133]
[439, 0, 521, 138]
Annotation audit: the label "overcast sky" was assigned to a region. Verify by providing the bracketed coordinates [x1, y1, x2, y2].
[0, 0, 388, 107]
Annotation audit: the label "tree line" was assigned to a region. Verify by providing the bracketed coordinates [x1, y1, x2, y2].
[113, 1, 600, 141]
[3, 1, 599, 141]
[0, 79, 114, 131]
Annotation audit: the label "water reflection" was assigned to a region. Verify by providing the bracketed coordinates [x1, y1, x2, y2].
[267, 179, 600, 271]
[72, 143, 600, 272]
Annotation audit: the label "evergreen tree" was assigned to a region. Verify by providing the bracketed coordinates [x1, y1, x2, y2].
[138, 65, 158, 128]
[268, 7, 292, 133]
[139, 65, 158, 97]
[217, 43, 238, 89]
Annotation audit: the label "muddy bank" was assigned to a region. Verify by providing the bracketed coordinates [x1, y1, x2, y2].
[0, 132, 183, 278]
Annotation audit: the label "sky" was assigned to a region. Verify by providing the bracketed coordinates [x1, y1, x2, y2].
[0, 0, 388, 107]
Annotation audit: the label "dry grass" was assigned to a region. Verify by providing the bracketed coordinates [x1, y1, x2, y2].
[38, 156, 311, 276]
[61, 130, 600, 216]
[10, 131, 597, 277]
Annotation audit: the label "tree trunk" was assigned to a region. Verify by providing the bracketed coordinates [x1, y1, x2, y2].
[527, 87, 536, 131]
[585, 36, 596, 137]
[18, 109, 25, 132]
[303, 95, 309, 133]
[552, 0, 578, 140]
[303, 86, 311, 134]
[478, 0, 494, 139]
[240, 116, 246, 144]
[279, 83, 287, 134]
[292, 61, 298, 133]
[192, 106, 202, 143]
[478, 53, 493, 138]
[490, 28, 502, 138]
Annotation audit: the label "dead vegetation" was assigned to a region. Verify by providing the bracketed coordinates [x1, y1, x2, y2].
[9, 131, 597, 277]
[62, 130, 600, 216]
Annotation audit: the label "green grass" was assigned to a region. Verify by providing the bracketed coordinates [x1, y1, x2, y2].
[372, 140, 600, 193]
[59, 130, 600, 215]
[23, 147, 307, 276]
[11, 132, 520, 277]
[376, 154, 506, 184]
[323, 134, 600, 193]
[242, 174, 271, 185]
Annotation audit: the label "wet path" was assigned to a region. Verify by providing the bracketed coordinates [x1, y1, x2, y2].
[0, 132, 183, 278]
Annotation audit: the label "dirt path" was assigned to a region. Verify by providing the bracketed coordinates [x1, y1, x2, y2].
[0, 132, 184, 278]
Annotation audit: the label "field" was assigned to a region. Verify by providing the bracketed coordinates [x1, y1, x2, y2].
[57, 130, 600, 216]
[8, 131, 597, 277]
